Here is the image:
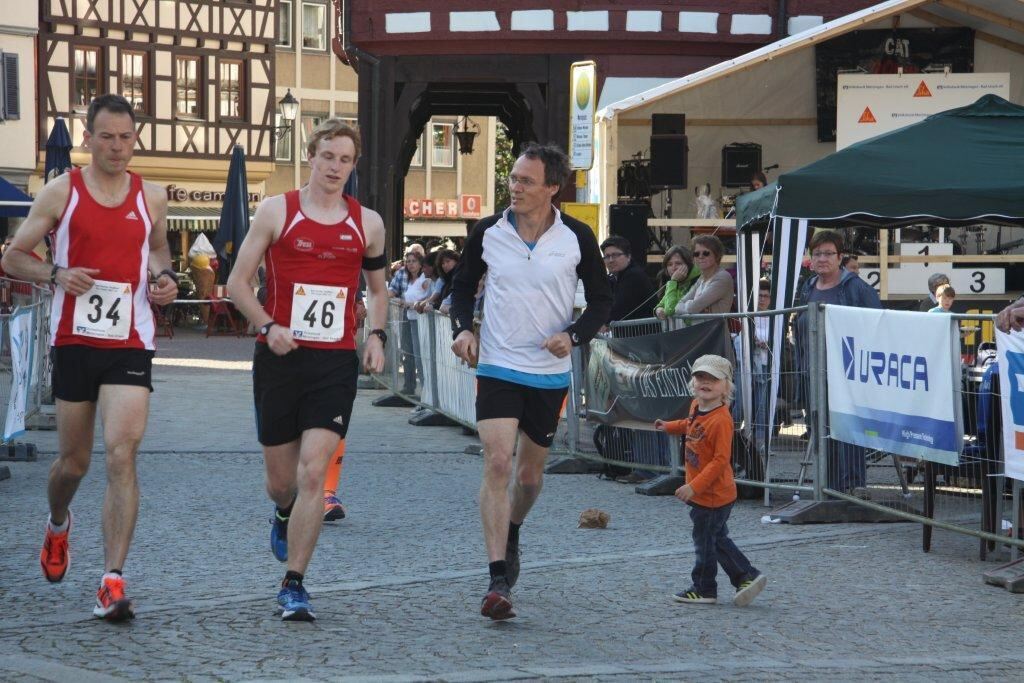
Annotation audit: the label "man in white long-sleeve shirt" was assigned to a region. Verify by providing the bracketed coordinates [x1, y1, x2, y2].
[450, 143, 612, 620]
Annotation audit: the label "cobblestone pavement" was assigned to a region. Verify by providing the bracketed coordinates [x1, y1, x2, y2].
[1, 331, 1022, 681]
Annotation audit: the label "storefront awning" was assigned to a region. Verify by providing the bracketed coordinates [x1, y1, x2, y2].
[167, 205, 255, 232]
[0, 177, 33, 218]
[403, 220, 470, 238]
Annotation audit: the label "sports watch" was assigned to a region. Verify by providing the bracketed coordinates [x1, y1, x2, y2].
[568, 330, 581, 346]
[259, 321, 277, 337]
[369, 328, 388, 346]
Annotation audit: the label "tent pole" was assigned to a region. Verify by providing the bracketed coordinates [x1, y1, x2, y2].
[880, 229, 890, 300]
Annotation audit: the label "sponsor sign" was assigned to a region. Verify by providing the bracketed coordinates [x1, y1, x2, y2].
[4, 308, 34, 441]
[568, 61, 597, 170]
[405, 195, 482, 219]
[586, 321, 733, 429]
[815, 27, 974, 142]
[996, 329, 1024, 482]
[825, 305, 962, 464]
[837, 72, 1010, 149]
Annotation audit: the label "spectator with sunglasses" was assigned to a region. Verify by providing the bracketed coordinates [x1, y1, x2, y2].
[676, 235, 734, 318]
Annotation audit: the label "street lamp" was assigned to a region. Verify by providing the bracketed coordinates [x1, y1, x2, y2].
[455, 116, 480, 155]
[273, 89, 299, 140]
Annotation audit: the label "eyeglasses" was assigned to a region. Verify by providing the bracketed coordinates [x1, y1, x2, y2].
[811, 250, 838, 258]
[693, 250, 713, 258]
[507, 174, 540, 188]
[602, 252, 626, 260]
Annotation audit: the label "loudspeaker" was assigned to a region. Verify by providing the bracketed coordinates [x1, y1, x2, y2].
[650, 135, 688, 189]
[722, 143, 762, 187]
[651, 113, 685, 136]
[609, 203, 653, 261]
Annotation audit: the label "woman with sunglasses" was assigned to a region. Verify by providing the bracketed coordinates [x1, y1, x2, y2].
[676, 235, 734, 318]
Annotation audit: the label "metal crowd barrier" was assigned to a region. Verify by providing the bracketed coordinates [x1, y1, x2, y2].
[367, 296, 1024, 558]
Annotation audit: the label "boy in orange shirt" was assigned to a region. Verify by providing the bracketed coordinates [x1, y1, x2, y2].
[655, 354, 767, 606]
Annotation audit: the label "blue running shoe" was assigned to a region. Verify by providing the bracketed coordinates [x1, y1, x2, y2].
[270, 510, 288, 562]
[278, 580, 315, 621]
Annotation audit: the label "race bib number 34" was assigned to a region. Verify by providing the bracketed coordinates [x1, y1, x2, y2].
[290, 283, 347, 342]
[73, 279, 133, 340]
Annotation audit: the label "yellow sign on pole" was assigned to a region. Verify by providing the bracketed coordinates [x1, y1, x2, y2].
[561, 202, 600, 238]
[568, 61, 597, 171]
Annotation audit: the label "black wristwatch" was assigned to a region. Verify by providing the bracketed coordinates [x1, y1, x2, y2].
[49, 265, 61, 285]
[158, 268, 180, 284]
[259, 321, 277, 336]
[567, 330, 581, 346]
[368, 328, 387, 346]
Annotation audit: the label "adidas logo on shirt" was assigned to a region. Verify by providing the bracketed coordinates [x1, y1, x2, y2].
[125, 210, 139, 221]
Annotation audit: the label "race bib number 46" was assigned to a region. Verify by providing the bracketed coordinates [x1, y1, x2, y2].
[73, 279, 133, 340]
[290, 283, 347, 342]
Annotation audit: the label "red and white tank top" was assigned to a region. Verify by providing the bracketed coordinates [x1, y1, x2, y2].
[260, 191, 366, 350]
[50, 168, 155, 350]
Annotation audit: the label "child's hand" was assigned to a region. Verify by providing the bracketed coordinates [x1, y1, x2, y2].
[654, 419, 667, 431]
[674, 484, 695, 502]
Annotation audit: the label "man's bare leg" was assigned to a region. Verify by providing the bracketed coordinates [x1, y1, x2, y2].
[49, 399, 97, 524]
[509, 434, 550, 525]
[285, 428, 340, 573]
[97, 385, 150, 573]
[478, 418, 519, 562]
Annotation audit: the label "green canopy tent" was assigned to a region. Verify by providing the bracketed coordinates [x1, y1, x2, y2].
[732, 94, 1024, 451]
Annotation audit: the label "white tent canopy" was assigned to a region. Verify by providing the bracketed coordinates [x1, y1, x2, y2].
[593, 0, 1024, 237]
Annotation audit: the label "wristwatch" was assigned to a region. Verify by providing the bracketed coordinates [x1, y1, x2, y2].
[368, 328, 387, 346]
[568, 330, 581, 346]
[259, 321, 277, 336]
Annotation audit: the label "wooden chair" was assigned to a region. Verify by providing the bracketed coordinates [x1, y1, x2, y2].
[151, 303, 174, 338]
[206, 296, 244, 337]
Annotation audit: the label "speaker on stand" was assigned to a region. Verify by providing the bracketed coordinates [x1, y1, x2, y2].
[649, 114, 687, 253]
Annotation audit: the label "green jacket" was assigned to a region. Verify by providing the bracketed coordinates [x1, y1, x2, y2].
[655, 265, 700, 315]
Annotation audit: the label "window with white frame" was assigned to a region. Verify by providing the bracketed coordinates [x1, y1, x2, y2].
[302, 2, 327, 51]
[432, 121, 455, 168]
[300, 113, 326, 161]
[275, 113, 292, 162]
[175, 56, 202, 117]
[120, 51, 148, 115]
[218, 59, 245, 119]
[277, 0, 293, 48]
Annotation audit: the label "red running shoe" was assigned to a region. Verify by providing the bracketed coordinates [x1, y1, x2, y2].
[93, 575, 135, 621]
[40, 512, 71, 583]
[480, 576, 515, 620]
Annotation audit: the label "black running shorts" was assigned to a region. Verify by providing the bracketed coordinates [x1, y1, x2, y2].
[253, 344, 359, 446]
[475, 376, 568, 448]
[51, 345, 154, 402]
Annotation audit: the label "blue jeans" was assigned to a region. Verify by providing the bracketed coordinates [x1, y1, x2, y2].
[689, 502, 758, 598]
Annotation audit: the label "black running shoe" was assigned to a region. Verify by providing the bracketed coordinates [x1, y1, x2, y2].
[480, 575, 515, 620]
[505, 540, 521, 589]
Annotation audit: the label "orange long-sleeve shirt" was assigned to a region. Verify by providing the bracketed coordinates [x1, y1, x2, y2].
[660, 402, 736, 508]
